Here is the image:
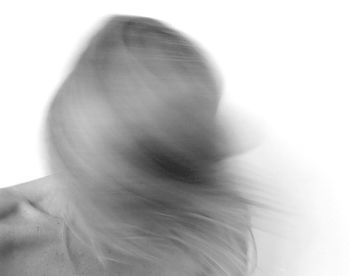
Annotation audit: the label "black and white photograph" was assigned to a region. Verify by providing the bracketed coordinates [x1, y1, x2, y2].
[0, 1, 349, 275]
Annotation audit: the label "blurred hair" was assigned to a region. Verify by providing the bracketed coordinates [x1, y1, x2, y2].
[46, 16, 255, 275]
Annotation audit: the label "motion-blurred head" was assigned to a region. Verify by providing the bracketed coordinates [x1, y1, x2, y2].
[46, 16, 253, 276]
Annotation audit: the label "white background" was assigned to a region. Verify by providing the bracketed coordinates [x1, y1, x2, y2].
[0, 1, 349, 275]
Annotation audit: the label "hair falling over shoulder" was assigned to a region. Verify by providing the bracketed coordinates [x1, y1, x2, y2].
[46, 15, 257, 276]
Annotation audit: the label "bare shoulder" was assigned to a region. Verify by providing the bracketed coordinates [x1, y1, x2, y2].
[0, 180, 67, 275]
[0, 177, 59, 223]
[0, 180, 63, 247]
[0, 179, 104, 275]
[0, 178, 63, 244]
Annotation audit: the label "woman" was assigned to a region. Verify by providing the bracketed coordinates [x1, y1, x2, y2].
[0, 16, 255, 275]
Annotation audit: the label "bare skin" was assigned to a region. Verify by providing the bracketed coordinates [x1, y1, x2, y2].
[0, 178, 206, 276]
[0, 177, 105, 276]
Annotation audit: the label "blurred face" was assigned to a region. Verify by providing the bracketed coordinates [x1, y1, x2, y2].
[46, 16, 250, 276]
